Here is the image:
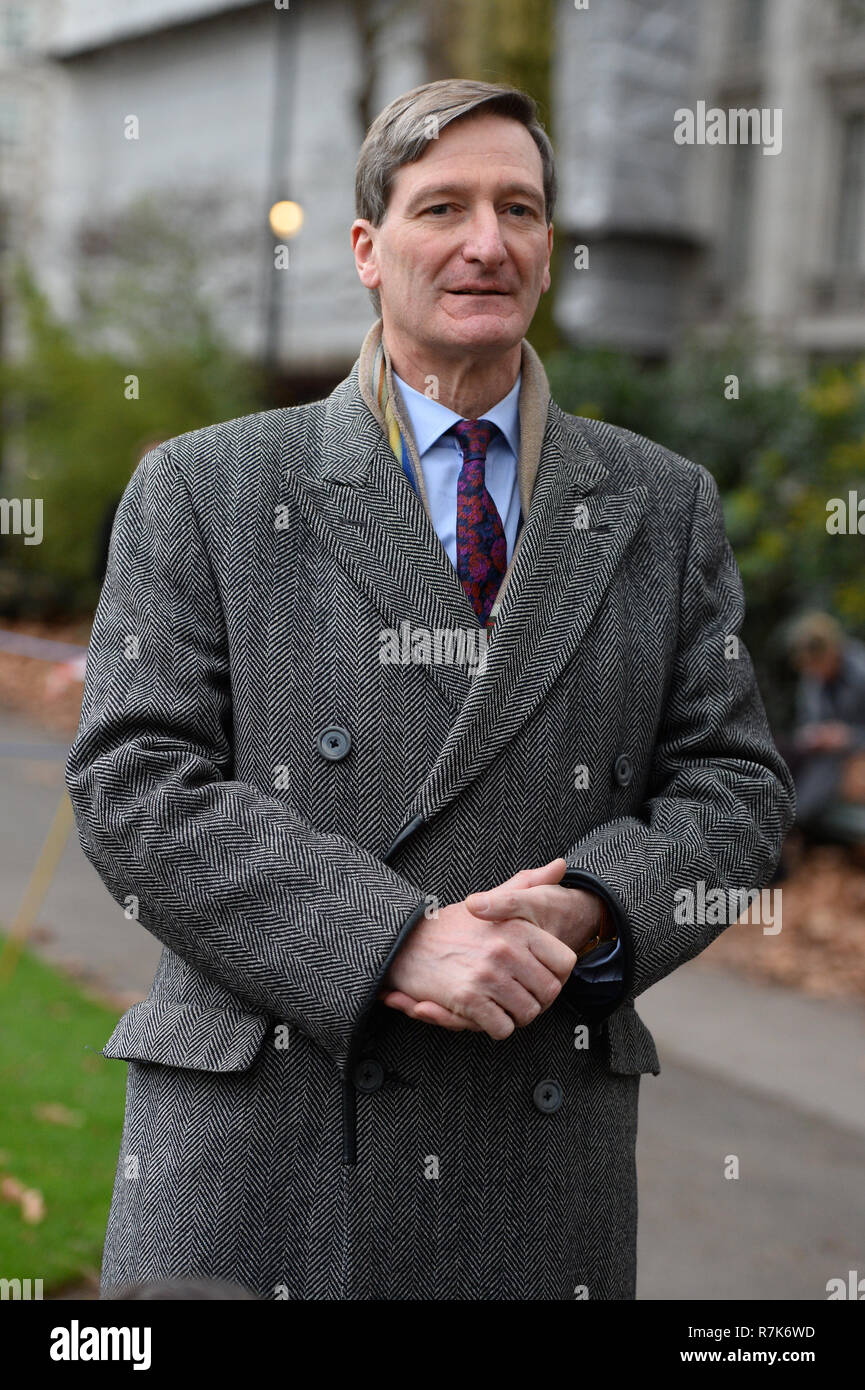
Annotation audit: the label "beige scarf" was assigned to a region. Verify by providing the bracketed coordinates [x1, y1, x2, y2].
[357, 318, 551, 622]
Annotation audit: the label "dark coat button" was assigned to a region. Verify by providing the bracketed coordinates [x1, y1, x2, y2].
[317, 725, 352, 761]
[353, 1058, 384, 1093]
[613, 753, 633, 787]
[533, 1079, 563, 1114]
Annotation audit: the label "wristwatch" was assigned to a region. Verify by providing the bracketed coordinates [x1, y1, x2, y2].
[574, 899, 618, 961]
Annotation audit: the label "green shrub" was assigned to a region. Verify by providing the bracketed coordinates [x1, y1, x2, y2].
[545, 336, 865, 727]
[0, 255, 265, 616]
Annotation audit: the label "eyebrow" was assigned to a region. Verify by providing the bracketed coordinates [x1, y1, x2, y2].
[402, 182, 545, 216]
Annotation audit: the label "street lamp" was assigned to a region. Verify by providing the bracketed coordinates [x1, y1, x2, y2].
[264, 199, 303, 378]
[268, 200, 304, 239]
[262, 4, 300, 378]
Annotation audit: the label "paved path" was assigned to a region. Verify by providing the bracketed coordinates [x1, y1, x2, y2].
[636, 975, 865, 1299]
[2, 710, 863, 1300]
[0, 710, 161, 1006]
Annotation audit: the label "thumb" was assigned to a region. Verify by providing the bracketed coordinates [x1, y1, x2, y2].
[500, 857, 568, 890]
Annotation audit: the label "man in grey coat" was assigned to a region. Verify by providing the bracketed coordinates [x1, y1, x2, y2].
[65, 78, 795, 1301]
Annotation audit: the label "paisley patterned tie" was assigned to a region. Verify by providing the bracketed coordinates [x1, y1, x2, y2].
[453, 418, 507, 627]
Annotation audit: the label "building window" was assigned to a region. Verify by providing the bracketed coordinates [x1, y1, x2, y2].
[835, 112, 865, 271]
[1, 5, 30, 49]
[0, 99, 21, 149]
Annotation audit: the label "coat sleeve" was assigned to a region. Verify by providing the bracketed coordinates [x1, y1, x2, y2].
[64, 445, 428, 1069]
[558, 462, 796, 1012]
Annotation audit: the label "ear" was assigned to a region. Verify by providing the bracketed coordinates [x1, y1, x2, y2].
[541, 222, 554, 294]
[351, 219, 381, 291]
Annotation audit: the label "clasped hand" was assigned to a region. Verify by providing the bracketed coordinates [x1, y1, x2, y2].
[378, 857, 605, 1041]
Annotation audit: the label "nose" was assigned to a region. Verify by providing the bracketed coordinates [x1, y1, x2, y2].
[460, 204, 508, 268]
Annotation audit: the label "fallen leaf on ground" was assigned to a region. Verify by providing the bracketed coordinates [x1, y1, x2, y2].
[33, 1102, 84, 1128]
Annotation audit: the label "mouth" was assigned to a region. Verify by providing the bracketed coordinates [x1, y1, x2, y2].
[447, 288, 510, 296]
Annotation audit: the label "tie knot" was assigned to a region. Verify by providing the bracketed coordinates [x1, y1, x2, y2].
[452, 418, 497, 462]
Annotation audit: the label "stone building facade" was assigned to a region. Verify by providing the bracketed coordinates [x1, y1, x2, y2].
[4, 0, 865, 377]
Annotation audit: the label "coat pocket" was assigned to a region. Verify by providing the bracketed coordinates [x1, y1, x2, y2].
[100, 996, 272, 1073]
[604, 1003, 661, 1076]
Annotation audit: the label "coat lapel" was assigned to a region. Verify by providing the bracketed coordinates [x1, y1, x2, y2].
[404, 406, 649, 825]
[286, 383, 479, 715]
[283, 329, 649, 829]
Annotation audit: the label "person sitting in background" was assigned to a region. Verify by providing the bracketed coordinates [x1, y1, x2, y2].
[786, 612, 865, 842]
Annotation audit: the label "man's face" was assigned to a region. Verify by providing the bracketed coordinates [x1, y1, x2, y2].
[352, 111, 553, 358]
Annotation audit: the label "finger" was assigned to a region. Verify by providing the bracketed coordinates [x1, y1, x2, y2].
[381, 990, 480, 1031]
[499, 858, 568, 891]
[449, 993, 515, 1041]
[497, 860, 567, 894]
[411, 1000, 481, 1031]
[466, 880, 570, 925]
[525, 923, 578, 980]
[470, 883, 588, 945]
[465, 886, 538, 923]
[379, 990, 423, 1017]
[504, 952, 569, 1011]
[487, 974, 557, 1026]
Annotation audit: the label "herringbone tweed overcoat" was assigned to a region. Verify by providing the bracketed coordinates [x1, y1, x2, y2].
[65, 321, 795, 1302]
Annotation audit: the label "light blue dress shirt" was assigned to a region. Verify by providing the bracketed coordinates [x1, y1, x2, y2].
[392, 368, 623, 984]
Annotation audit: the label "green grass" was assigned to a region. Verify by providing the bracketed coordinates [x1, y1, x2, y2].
[0, 936, 127, 1292]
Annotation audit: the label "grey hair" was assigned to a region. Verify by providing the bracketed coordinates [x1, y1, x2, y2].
[785, 610, 844, 659]
[354, 78, 557, 316]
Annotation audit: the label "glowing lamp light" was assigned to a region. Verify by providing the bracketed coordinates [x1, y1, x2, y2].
[268, 200, 304, 238]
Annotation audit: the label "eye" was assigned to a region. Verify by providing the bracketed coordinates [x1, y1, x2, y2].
[507, 204, 533, 217]
[426, 204, 452, 216]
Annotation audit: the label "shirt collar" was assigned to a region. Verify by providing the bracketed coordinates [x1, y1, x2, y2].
[391, 367, 522, 459]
